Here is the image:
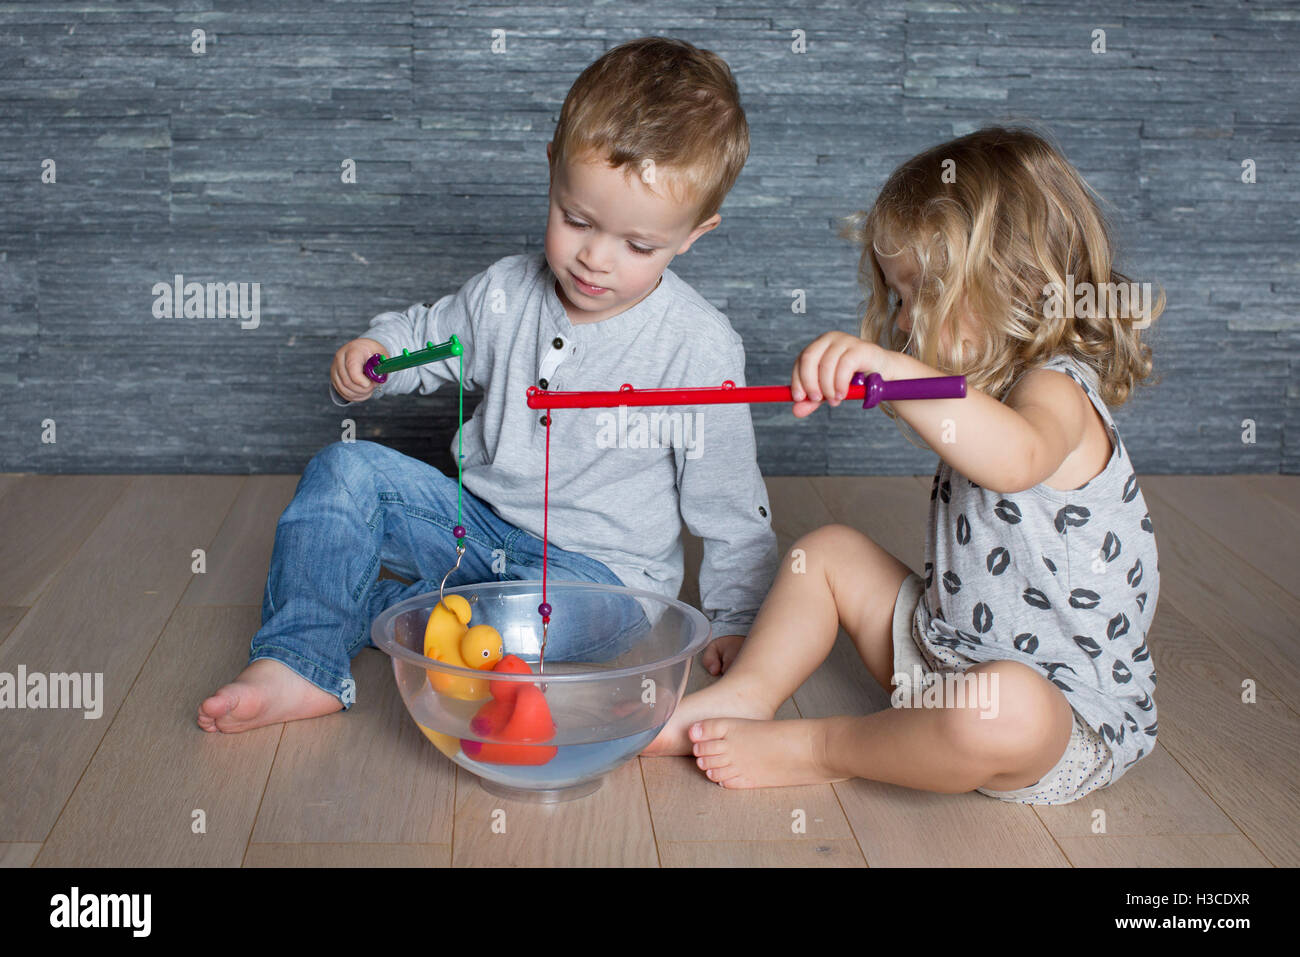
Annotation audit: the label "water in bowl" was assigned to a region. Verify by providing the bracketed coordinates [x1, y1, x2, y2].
[416, 660, 671, 802]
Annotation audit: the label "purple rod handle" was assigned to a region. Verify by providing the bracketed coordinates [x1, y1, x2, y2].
[363, 353, 388, 384]
[851, 372, 966, 409]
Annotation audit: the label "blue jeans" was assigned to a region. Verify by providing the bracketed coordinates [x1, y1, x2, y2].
[250, 440, 645, 708]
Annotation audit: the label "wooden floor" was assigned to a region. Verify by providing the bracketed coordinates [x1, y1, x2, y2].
[0, 472, 1296, 868]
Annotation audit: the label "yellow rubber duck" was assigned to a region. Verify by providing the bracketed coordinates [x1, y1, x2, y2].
[423, 595, 503, 700]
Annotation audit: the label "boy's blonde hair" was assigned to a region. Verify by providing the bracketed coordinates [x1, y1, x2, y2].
[842, 126, 1162, 408]
[549, 36, 749, 226]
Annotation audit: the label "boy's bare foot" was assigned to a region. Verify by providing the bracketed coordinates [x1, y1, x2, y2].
[689, 717, 851, 789]
[197, 658, 342, 733]
[643, 677, 774, 756]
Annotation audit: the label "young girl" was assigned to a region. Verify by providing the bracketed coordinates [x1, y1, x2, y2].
[646, 127, 1164, 805]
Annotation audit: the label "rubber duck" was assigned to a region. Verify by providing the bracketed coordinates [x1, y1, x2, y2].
[462, 654, 558, 765]
[423, 596, 503, 700]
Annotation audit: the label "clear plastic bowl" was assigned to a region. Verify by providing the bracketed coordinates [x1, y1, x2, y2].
[371, 580, 710, 802]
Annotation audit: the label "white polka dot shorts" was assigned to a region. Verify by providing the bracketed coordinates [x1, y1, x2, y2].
[974, 709, 1115, 805]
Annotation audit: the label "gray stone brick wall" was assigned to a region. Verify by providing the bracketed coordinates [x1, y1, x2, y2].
[2, 1, 1296, 475]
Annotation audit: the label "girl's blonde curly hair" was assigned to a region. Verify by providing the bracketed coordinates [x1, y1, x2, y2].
[841, 126, 1162, 409]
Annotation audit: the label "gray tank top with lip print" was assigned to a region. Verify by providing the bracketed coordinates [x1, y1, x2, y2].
[914, 353, 1160, 782]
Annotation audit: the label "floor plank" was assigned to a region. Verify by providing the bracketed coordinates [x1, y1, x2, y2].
[35, 606, 281, 867]
[244, 843, 451, 867]
[1141, 602, 1299, 866]
[0, 475, 131, 606]
[452, 760, 657, 866]
[0, 475, 243, 842]
[1141, 482, 1300, 709]
[0, 843, 41, 868]
[1244, 475, 1300, 517]
[0, 607, 28, 644]
[180, 475, 298, 606]
[1055, 834, 1272, 868]
[248, 648, 455, 846]
[658, 838, 865, 867]
[1030, 748, 1258, 867]
[1141, 476, 1299, 599]
[835, 779, 1070, 867]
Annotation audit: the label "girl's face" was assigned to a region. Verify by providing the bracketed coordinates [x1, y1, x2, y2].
[875, 248, 979, 361]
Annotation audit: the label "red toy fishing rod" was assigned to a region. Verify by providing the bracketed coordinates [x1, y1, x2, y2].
[526, 371, 967, 409]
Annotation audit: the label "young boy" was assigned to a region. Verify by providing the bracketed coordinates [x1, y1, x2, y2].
[198, 37, 779, 732]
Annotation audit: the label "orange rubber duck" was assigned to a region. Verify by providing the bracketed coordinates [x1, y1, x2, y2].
[461, 654, 558, 765]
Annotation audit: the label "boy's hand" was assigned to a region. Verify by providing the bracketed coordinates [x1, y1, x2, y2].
[702, 634, 745, 676]
[331, 337, 389, 403]
[790, 331, 893, 418]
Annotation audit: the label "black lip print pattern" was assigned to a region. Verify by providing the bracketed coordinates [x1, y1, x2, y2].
[994, 499, 1022, 524]
[1141, 512, 1154, 532]
[1124, 748, 1146, 769]
[1100, 531, 1121, 562]
[972, 602, 993, 632]
[1135, 692, 1153, 711]
[1023, 587, 1051, 609]
[1127, 558, 1144, 587]
[1069, 588, 1101, 609]
[1041, 661, 1078, 680]
[1125, 712, 1140, 733]
[1073, 634, 1103, 658]
[1112, 659, 1132, 683]
[1123, 473, 1139, 503]
[1014, 632, 1039, 653]
[1145, 720, 1158, 736]
[1136, 592, 1148, 612]
[942, 570, 962, 594]
[1132, 641, 1150, 662]
[1042, 555, 1057, 575]
[939, 479, 951, 503]
[1106, 612, 1130, 641]
[924, 561, 934, 588]
[956, 514, 971, 544]
[987, 547, 1010, 575]
[1054, 504, 1091, 533]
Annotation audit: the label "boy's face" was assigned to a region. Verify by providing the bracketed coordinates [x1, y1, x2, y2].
[545, 145, 720, 324]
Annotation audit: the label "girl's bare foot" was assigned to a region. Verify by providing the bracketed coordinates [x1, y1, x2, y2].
[197, 658, 342, 733]
[643, 677, 774, 756]
[689, 717, 850, 789]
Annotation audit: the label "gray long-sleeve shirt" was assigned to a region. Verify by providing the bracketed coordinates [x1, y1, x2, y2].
[334, 252, 779, 637]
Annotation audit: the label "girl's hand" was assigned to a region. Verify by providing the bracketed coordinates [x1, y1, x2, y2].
[790, 332, 891, 418]
[331, 337, 388, 403]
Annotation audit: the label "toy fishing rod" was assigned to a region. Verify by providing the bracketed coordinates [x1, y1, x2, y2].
[362, 335, 463, 383]
[525, 371, 967, 409]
